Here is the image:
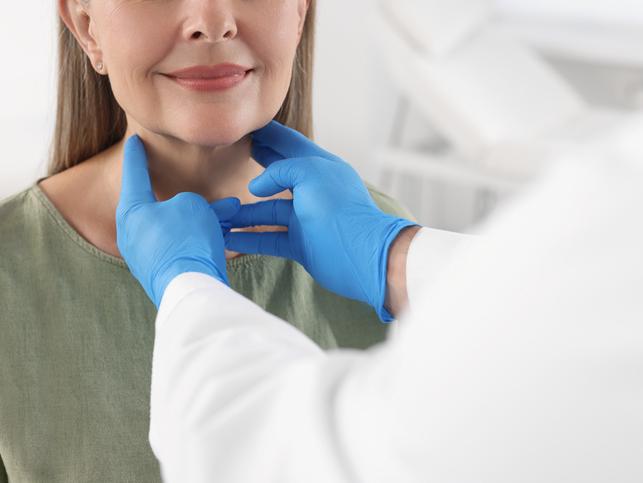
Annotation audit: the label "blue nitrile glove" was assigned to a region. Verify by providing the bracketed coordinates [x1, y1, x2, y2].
[224, 121, 419, 322]
[116, 135, 241, 308]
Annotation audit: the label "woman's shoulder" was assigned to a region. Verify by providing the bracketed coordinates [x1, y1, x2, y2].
[0, 186, 49, 291]
[364, 182, 417, 222]
[0, 185, 44, 233]
[0, 183, 74, 267]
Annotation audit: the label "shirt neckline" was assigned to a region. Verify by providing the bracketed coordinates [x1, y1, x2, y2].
[29, 182, 267, 271]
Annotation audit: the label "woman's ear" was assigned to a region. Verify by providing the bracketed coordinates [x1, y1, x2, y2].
[58, 0, 104, 69]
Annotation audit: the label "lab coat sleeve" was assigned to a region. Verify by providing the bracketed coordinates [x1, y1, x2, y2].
[148, 226, 469, 483]
[149, 272, 369, 483]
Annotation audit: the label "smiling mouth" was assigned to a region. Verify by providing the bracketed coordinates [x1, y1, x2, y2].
[164, 69, 253, 92]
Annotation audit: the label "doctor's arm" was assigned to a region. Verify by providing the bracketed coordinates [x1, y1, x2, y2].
[149, 152, 643, 483]
[148, 225, 474, 483]
[112, 128, 475, 482]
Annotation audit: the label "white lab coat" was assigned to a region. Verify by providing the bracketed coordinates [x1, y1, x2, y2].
[148, 133, 643, 483]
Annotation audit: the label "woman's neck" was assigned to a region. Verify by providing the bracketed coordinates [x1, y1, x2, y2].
[39, 126, 290, 260]
[114, 124, 268, 204]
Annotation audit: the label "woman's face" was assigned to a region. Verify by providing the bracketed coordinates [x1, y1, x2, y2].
[66, 0, 308, 146]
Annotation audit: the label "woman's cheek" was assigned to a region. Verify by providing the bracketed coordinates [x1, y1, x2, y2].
[250, 15, 301, 90]
[101, 20, 172, 110]
[102, 39, 160, 110]
[100, 1, 174, 66]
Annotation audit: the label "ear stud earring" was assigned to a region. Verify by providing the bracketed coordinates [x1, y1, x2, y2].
[96, 61, 104, 73]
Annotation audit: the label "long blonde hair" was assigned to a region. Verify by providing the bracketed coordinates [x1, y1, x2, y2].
[49, 2, 316, 176]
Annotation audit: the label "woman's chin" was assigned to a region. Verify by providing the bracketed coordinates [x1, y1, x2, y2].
[171, 123, 251, 148]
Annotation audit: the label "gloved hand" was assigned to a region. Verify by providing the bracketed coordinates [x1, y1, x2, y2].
[116, 135, 241, 308]
[225, 121, 419, 322]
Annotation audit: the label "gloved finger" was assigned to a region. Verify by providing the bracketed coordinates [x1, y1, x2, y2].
[224, 231, 292, 259]
[251, 120, 334, 166]
[251, 142, 283, 167]
[228, 200, 293, 228]
[248, 158, 307, 198]
[119, 135, 156, 207]
[210, 197, 241, 221]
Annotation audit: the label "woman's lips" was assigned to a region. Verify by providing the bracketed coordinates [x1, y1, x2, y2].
[164, 64, 253, 92]
[167, 71, 250, 92]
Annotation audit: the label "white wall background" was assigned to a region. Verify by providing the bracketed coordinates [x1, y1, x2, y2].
[0, 2, 57, 198]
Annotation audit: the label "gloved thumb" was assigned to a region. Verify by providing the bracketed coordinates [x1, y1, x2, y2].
[248, 158, 304, 198]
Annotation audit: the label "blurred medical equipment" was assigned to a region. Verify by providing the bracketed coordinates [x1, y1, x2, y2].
[372, 0, 631, 226]
[496, 0, 643, 70]
[495, 0, 643, 109]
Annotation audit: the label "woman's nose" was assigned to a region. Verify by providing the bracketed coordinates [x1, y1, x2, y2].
[183, 0, 239, 43]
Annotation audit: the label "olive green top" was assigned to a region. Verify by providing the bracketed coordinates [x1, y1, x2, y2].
[0, 183, 415, 483]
